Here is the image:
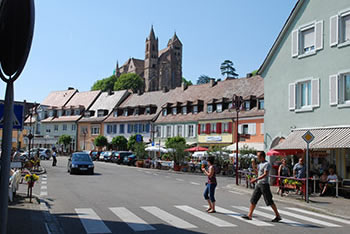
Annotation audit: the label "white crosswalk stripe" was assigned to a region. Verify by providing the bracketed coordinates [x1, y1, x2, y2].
[75, 208, 111, 234]
[109, 207, 156, 231]
[141, 206, 197, 229]
[286, 207, 350, 225]
[260, 207, 341, 227]
[175, 205, 236, 227]
[214, 206, 273, 226]
[232, 206, 310, 227]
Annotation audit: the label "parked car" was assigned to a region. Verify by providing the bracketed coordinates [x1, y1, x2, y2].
[99, 151, 106, 161]
[123, 154, 137, 166]
[67, 152, 94, 175]
[112, 151, 133, 164]
[89, 151, 98, 161]
[103, 151, 115, 162]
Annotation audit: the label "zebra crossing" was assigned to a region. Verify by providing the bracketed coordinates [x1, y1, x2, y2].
[74, 204, 350, 233]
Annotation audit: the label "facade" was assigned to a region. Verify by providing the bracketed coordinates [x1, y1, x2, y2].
[77, 90, 130, 151]
[116, 27, 182, 92]
[259, 0, 350, 179]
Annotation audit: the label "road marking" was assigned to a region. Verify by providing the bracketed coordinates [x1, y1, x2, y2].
[42, 177, 47, 181]
[153, 173, 159, 176]
[109, 207, 156, 231]
[286, 207, 350, 225]
[41, 181, 47, 185]
[175, 205, 236, 227]
[232, 206, 309, 227]
[214, 206, 273, 226]
[141, 206, 197, 229]
[145, 171, 151, 174]
[165, 176, 170, 178]
[42, 174, 47, 177]
[41, 186, 47, 190]
[228, 190, 243, 195]
[260, 207, 341, 227]
[75, 208, 112, 234]
[40, 191, 48, 196]
[176, 178, 184, 182]
[190, 182, 200, 185]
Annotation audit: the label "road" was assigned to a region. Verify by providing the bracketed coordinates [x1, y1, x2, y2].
[35, 156, 350, 234]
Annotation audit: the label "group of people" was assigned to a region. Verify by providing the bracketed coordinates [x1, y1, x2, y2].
[202, 151, 282, 222]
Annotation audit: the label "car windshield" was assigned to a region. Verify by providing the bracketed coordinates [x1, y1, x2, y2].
[105, 152, 112, 156]
[72, 154, 92, 162]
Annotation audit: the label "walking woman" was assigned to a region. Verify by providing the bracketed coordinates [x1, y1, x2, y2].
[277, 158, 290, 196]
[202, 157, 217, 213]
[52, 148, 57, 166]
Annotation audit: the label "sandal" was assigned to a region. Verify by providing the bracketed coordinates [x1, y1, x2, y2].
[208, 210, 216, 213]
[206, 208, 211, 212]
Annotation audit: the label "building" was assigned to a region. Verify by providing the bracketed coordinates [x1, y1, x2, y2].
[77, 90, 130, 151]
[259, 0, 350, 179]
[116, 26, 183, 92]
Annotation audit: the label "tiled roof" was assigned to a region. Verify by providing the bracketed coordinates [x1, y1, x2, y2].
[41, 116, 80, 123]
[41, 89, 77, 107]
[132, 58, 144, 70]
[65, 90, 101, 109]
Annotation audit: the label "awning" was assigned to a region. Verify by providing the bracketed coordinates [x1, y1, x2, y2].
[224, 142, 264, 151]
[274, 126, 350, 150]
[267, 149, 303, 156]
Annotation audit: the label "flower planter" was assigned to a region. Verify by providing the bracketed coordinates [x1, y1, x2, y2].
[284, 184, 297, 189]
[173, 164, 181, 171]
[136, 160, 144, 168]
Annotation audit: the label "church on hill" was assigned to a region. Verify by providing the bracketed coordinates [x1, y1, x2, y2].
[115, 26, 183, 92]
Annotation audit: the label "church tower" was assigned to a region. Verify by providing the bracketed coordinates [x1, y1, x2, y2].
[144, 26, 159, 92]
[167, 32, 183, 89]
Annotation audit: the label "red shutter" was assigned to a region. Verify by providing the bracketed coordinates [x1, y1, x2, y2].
[217, 122, 222, 134]
[198, 124, 201, 135]
[228, 122, 233, 133]
[206, 123, 211, 134]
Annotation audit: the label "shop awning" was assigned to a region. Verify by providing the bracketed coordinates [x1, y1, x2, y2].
[273, 126, 350, 150]
[224, 142, 264, 151]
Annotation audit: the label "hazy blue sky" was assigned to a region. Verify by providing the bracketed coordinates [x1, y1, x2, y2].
[1, 0, 298, 103]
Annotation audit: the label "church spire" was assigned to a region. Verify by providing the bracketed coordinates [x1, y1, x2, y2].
[148, 25, 156, 40]
[115, 60, 120, 77]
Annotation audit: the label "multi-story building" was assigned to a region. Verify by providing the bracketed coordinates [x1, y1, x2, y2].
[259, 0, 350, 179]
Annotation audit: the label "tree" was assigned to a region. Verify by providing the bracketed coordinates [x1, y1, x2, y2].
[251, 70, 258, 76]
[111, 136, 128, 151]
[134, 142, 147, 160]
[128, 134, 143, 151]
[182, 77, 193, 86]
[91, 75, 117, 91]
[220, 60, 238, 79]
[196, 75, 212, 84]
[165, 136, 187, 165]
[94, 135, 108, 150]
[114, 73, 144, 92]
[58, 135, 72, 152]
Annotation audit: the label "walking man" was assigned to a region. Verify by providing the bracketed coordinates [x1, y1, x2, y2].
[242, 151, 282, 222]
[52, 148, 57, 166]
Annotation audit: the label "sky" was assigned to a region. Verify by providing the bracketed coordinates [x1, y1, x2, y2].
[1, 0, 298, 103]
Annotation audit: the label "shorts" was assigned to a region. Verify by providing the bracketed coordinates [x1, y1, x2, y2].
[250, 183, 274, 206]
[204, 183, 217, 202]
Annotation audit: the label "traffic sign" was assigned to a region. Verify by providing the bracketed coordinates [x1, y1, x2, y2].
[136, 134, 142, 143]
[0, 103, 24, 130]
[302, 130, 314, 143]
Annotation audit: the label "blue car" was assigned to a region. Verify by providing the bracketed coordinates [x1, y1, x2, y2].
[123, 154, 136, 166]
[67, 152, 94, 175]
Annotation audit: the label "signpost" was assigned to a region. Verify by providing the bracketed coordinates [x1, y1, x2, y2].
[0, 103, 24, 130]
[302, 130, 314, 203]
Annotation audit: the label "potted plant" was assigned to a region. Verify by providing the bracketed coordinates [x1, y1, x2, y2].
[134, 142, 146, 167]
[165, 137, 187, 171]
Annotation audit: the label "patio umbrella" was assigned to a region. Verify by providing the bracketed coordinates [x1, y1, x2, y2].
[145, 146, 168, 153]
[184, 146, 208, 152]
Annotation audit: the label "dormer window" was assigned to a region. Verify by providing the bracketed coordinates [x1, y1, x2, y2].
[172, 107, 177, 115]
[134, 108, 139, 115]
[182, 106, 187, 115]
[123, 109, 128, 116]
[207, 104, 213, 113]
[145, 107, 151, 115]
[244, 101, 251, 110]
[74, 109, 80, 115]
[49, 111, 53, 117]
[216, 104, 222, 113]
[228, 102, 233, 109]
[162, 109, 167, 116]
[193, 105, 198, 114]
[58, 110, 63, 117]
[258, 100, 264, 110]
[65, 110, 71, 116]
[113, 110, 118, 117]
[84, 111, 90, 117]
[98, 110, 106, 117]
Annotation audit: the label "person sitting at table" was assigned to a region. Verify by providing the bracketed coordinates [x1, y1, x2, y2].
[293, 158, 306, 195]
[320, 167, 338, 196]
[277, 159, 290, 196]
[319, 170, 328, 194]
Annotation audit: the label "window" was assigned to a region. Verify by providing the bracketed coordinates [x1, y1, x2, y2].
[339, 73, 350, 104]
[127, 124, 133, 133]
[74, 109, 80, 115]
[91, 126, 100, 135]
[297, 81, 311, 108]
[330, 11, 350, 47]
[58, 110, 63, 117]
[81, 127, 88, 135]
[46, 128, 51, 133]
[244, 101, 250, 110]
[166, 126, 172, 137]
[106, 125, 112, 134]
[258, 100, 264, 110]
[49, 111, 53, 117]
[211, 123, 216, 133]
[54, 125, 58, 132]
[155, 126, 161, 137]
[134, 108, 139, 115]
[216, 104, 222, 113]
[145, 124, 150, 133]
[177, 125, 183, 137]
[97, 110, 105, 117]
[207, 105, 213, 113]
[72, 124, 76, 131]
[228, 102, 233, 109]
[200, 124, 206, 134]
[193, 105, 198, 114]
[172, 107, 177, 115]
[223, 122, 229, 133]
[188, 125, 194, 138]
[63, 124, 67, 131]
[242, 124, 249, 134]
[119, 124, 125, 134]
[65, 110, 71, 116]
[145, 107, 151, 115]
[162, 109, 167, 116]
[134, 124, 138, 133]
[289, 78, 319, 111]
[123, 109, 128, 116]
[113, 125, 117, 134]
[182, 106, 187, 115]
[292, 21, 323, 57]
[113, 111, 118, 117]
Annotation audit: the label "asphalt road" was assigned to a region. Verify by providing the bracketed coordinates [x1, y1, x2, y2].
[36, 157, 350, 234]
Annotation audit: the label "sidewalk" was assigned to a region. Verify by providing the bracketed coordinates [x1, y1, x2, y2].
[225, 183, 350, 220]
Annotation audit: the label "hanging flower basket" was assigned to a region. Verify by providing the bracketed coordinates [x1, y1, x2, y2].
[24, 173, 39, 188]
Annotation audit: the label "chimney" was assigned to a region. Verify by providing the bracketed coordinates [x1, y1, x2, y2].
[68, 87, 74, 90]
[246, 73, 253, 78]
[107, 89, 113, 95]
[137, 90, 142, 95]
[209, 79, 216, 87]
[181, 82, 187, 91]
[162, 86, 168, 93]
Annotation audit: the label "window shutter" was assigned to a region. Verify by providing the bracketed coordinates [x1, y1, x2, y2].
[113, 124, 117, 134]
[329, 74, 338, 105]
[260, 123, 264, 135]
[170, 125, 174, 137]
[193, 124, 196, 137]
[198, 124, 201, 135]
[145, 124, 150, 133]
[311, 78, 320, 107]
[206, 123, 211, 134]
[185, 125, 189, 137]
[238, 124, 243, 134]
[288, 83, 296, 110]
[182, 125, 185, 137]
[216, 122, 222, 134]
[107, 125, 111, 134]
[228, 122, 233, 134]
[292, 29, 299, 57]
[330, 15, 339, 46]
[249, 123, 256, 135]
[315, 20, 323, 50]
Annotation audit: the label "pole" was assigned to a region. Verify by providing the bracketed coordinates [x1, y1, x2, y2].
[235, 111, 239, 185]
[0, 82, 15, 234]
[306, 143, 309, 203]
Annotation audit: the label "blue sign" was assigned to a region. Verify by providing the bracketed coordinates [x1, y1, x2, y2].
[151, 141, 155, 146]
[136, 134, 142, 143]
[0, 104, 24, 130]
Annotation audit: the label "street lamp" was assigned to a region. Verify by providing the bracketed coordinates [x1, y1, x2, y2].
[83, 128, 88, 150]
[232, 95, 243, 185]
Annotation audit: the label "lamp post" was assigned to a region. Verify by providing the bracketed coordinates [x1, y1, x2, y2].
[83, 128, 87, 150]
[232, 95, 243, 185]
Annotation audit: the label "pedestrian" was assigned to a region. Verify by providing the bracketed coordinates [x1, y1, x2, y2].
[293, 157, 306, 195]
[52, 148, 57, 166]
[277, 158, 290, 196]
[242, 151, 282, 222]
[202, 157, 217, 213]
